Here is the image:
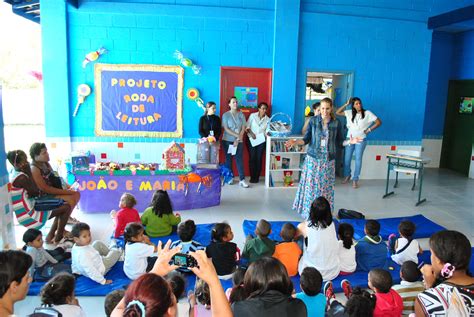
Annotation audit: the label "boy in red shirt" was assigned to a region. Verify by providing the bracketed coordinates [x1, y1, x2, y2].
[111, 193, 141, 238]
[368, 268, 403, 317]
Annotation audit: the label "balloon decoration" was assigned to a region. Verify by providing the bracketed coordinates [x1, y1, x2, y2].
[82, 47, 108, 68]
[186, 88, 205, 111]
[173, 50, 201, 75]
[73, 84, 92, 117]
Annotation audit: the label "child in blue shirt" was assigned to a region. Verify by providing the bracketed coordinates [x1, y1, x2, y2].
[170, 220, 205, 272]
[295, 267, 326, 316]
[355, 220, 387, 271]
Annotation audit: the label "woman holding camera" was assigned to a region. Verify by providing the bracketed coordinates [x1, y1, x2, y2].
[335, 97, 382, 188]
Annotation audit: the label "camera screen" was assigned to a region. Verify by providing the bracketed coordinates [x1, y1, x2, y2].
[174, 255, 188, 266]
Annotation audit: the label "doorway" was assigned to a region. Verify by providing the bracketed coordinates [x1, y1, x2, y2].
[219, 67, 272, 178]
[440, 80, 474, 176]
[305, 71, 354, 176]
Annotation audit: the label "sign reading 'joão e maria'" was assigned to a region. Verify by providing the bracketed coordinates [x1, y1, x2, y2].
[94, 64, 184, 137]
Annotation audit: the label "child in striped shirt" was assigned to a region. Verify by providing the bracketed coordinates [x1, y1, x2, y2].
[170, 220, 205, 272]
[392, 261, 424, 316]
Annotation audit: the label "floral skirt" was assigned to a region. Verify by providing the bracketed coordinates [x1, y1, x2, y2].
[292, 155, 335, 219]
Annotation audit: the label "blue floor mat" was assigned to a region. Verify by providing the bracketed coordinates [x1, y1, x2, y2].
[243, 214, 445, 242]
[114, 223, 216, 248]
[28, 248, 474, 296]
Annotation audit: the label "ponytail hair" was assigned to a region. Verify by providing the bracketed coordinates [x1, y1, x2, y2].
[124, 222, 144, 244]
[211, 223, 231, 242]
[22, 228, 42, 250]
[338, 223, 354, 249]
[204, 101, 216, 115]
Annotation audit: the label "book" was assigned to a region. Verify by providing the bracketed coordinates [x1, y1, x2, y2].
[281, 157, 291, 169]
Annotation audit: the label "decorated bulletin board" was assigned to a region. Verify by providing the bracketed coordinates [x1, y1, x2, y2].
[94, 64, 184, 137]
[234, 86, 258, 108]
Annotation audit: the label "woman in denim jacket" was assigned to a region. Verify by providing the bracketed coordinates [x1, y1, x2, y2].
[286, 98, 343, 219]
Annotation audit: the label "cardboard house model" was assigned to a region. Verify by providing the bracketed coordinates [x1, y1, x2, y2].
[162, 142, 185, 170]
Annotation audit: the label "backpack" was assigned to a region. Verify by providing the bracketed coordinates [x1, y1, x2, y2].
[28, 306, 63, 317]
[338, 208, 365, 219]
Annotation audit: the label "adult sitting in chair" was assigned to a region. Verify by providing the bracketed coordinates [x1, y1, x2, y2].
[30, 142, 80, 224]
[7, 150, 72, 244]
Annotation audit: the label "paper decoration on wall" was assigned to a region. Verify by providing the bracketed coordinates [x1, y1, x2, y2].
[234, 86, 258, 108]
[173, 50, 201, 75]
[95, 64, 183, 138]
[73, 84, 92, 117]
[82, 47, 108, 68]
[162, 142, 185, 170]
[304, 106, 311, 117]
[186, 88, 205, 111]
[28, 70, 43, 82]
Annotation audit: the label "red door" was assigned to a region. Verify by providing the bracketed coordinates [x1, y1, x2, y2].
[220, 67, 273, 177]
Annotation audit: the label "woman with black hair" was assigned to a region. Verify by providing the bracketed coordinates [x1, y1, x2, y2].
[0, 250, 33, 315]
[415, 230, 474, 316]
[7, 150, 72, 244]
[245, 102, 270, 183]
[296, 196, 340, 281]
[231, 257, 306, 317]
[336, 97, 381, 188]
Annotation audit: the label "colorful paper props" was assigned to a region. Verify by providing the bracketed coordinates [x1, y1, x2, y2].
[73, 84, 92, 117]
[82, 47, 107, 68]
[173, 50, 201, 75]
[186, 88, 206, 111]
[304, 106, 311, 117]
[28, 70, 43, 82]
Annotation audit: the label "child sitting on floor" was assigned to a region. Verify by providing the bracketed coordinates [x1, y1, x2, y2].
[111, 192, 141, 239]
[242, 219, 275, 264]
[338, 223, 356, 274]
[206, 223, 239, 279]
[71, 222, 121, 285]
[355, 220, 387, 271]
[296, 267, 326, 316]
[190, 278, 212, 317]
[22, 228, 71, 281]
[369, 268, 403, 317]
[170, 220, 205, 273]
[225, 267, 246, 304]
[325, 282, 376, 317]
[123, 222, 158, 280]
[392, 261, 424, 316]
[272, 223, 302, 277]
[104, 289, 125, 317]
[39, 273, 85, 317]
[388, 220, 422, 265]
[166, 271, 191, 317]
[141, 190, 181, 237]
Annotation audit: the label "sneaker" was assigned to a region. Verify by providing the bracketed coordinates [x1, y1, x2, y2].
[341, 279, 353, 299]
[323, 281, 335, 308]
[227, 178, 234, 185]
[387, 233, 397, 254]
[239, 180, 249, 188]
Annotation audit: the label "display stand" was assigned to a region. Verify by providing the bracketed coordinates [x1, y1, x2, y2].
[265, 136, 307, 188]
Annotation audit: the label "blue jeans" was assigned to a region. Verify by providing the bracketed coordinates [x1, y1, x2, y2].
[222, 140, 245, 181]
[343, 140, 367, 181]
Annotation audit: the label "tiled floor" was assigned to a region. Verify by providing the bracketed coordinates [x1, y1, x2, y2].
[14, 168, 474, 316]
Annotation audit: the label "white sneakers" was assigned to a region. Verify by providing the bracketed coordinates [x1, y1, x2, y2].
[239, 180, 249, 188]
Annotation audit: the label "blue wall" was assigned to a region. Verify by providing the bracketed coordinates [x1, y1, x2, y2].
[40, 0, 474, 145]
[423, 29, 474, 137]
[0, 88, 8, 184]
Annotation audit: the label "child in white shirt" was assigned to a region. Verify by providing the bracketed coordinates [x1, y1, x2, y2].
[71, 222, 121, 285]
[337, 223, 356, 274]
[388, 220, 422, 265]
[39, 272, 86, 317]
[123, 222, 157, 280]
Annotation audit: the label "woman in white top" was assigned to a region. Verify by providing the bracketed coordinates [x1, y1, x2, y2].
[297, 196, 340, 281]
[245, 102, 270, 183]
[336, 97, 382, 188]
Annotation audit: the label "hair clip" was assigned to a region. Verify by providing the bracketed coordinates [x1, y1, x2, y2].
[441, 263, 455, 279]
[127, 300, 146, 316]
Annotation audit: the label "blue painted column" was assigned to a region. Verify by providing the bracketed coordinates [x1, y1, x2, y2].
[272, 0, 301, 121]
[41, 0, 71, 140]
